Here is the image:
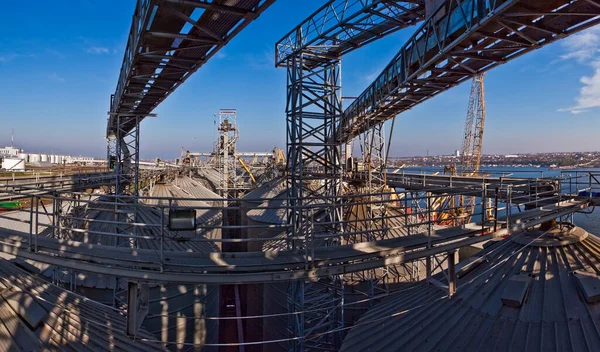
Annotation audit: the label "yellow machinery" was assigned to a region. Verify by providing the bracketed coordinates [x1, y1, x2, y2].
[273, 148, 286, 167]
[237, 156, 257, 185]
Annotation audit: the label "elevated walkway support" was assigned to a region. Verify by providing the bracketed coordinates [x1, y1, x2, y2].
[338, 0, 600, 142]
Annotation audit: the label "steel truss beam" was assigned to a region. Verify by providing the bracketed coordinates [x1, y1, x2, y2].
[339, 0, 600, 142]
[107, 115, 141, 198]
[350, 122, 390, 299]
[109, 0, 275, 136]
[280, 2, 430, 349]
[107, 113, 140, 308]
[286, 53, 345, 351]
[276, 0, 426, 67]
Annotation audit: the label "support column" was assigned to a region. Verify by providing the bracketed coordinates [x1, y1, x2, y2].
[448, 250, 456, 296]
[126, 281, 149, 336]
[285, 48, 344, 351]
[107, 113, 141, 306]
[107, 114, 140, 197]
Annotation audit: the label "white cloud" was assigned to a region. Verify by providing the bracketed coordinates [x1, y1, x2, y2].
[559, 27, 600, 114]
[86, 46, 109, 55]
[49, 73, 65, 83]
[559, 62, 600, 114]
[363, 62, 387, 84]
[560, 26, 600, 63]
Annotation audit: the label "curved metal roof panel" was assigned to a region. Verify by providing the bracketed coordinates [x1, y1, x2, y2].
[341, 225, 600, 352]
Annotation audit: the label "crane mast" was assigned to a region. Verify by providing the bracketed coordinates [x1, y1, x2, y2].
[461, 73, 486, 176]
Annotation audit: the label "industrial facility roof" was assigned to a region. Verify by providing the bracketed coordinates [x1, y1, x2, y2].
[196, 168, 222, 191]
[341, 225, 600, 352]
[173, 176, 222, 203]
[0, 258, 165, 351]
[94, 186, 222, 252]
[0, 209, 51, 236]
[246, 190, 287, 224]
[243, 177, 286, 204]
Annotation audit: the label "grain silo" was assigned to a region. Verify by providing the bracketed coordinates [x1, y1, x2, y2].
[30, 154, 40, 163]
[245, 190, 289, 351]
[17, 179, 224, 351]
[236, 178, 286, 351]
[242, 182, 447, 350]
[17, 152, 28, 162]
[139, 181, 222, 350]
[0, 259, 166, 351]
[341, 223, 600, 352]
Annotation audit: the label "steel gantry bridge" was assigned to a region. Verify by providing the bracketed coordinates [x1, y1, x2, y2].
[337, 0, 600, 142]
[276, 0, 600, 350]
[0, 0, 598, 351]
[276, 2, 427, 349]
[107, 0, 275, 195]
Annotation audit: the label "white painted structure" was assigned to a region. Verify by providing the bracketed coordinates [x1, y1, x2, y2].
[0, 145, 103, 166]
[1, 158, 25, 171]
[0, 146, 23, 157]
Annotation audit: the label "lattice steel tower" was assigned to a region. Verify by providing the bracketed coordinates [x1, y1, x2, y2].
[460, 73, 486, 176]
[215, 109, 239, 198]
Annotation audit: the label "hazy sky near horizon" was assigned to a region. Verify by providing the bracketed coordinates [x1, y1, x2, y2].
[0, 1, 599, 159]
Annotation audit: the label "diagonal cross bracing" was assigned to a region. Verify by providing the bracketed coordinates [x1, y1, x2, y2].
[275, 0, 426, 68]
[280, 2, 429, 350]
[339, 0, 600, 143]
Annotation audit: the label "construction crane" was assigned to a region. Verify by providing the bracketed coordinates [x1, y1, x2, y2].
[460, 73, 486, 176]
[435, 74, 486, 225]
[459, 73, 487, 223]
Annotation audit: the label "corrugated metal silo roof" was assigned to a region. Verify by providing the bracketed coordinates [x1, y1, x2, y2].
[243, 177, 286, 203]
[0, 258, 165, 351]
[341, 224, 600, 352]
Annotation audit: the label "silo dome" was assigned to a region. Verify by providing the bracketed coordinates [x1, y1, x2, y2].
[341, 224, 600, 352]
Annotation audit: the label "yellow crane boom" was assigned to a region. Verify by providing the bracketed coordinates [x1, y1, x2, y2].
[237, 156, 256, 185]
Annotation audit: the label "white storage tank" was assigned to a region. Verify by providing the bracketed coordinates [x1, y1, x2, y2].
[2, 158, 25, 171]
[29, 154, 40, 163]
[17, 153, 28, 163]
[40, 154, 48, 163]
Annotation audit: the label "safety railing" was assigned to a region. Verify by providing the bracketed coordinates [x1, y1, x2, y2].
[0, 179, 576, 256]
[560, 171, 600, 199]
[0, 171, 588, 286]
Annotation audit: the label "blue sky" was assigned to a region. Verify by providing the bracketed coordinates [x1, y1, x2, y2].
[0, 1, 599, 159]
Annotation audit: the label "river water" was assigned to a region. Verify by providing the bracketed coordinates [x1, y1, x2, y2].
[395, 166, 600, 235]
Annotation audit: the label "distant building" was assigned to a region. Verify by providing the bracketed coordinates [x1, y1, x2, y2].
[505, 154, 519, 158]
[0, 146, 23, 157]
[0, 145, 102, 169]
[455, 150, 460, 157]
